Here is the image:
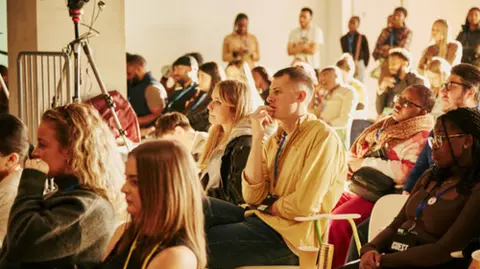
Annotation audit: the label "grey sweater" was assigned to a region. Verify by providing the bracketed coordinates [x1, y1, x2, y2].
[0, 169, 115, 269]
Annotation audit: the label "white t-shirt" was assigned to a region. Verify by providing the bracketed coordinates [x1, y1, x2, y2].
[288, 26, 324, 69]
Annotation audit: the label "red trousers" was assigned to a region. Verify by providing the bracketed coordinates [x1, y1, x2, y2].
[328, 192, 374, 269]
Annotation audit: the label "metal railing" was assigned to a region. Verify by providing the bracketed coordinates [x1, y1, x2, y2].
[17, 52, 72, 142]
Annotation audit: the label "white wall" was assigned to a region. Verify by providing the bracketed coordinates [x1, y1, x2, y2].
[125, 0, 327, 78]
[0, 0, 7, 66]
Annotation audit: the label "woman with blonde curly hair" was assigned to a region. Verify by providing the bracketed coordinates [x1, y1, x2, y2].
[101, 140, 206, 269]
[199, 80, 256, 204]
[0, 103, 124, 268]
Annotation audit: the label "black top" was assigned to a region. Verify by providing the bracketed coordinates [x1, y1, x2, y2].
[100, 235, 185, 269]
[340, 31, 371, 66]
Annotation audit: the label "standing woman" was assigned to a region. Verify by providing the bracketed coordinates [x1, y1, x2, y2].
[222, 13, 260, 69]
[199, 80, 256, 205]
[0, 103, 124, 268]
[456, 7, 480, 65]
[101, 140, 206, 269]
[186, 62, 226, 132]
[418, 19, 462, 75]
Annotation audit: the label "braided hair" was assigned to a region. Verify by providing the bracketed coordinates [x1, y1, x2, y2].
[428, 107, 480, 194]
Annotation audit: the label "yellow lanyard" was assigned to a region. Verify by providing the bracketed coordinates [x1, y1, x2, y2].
[123, 234, 162, 269]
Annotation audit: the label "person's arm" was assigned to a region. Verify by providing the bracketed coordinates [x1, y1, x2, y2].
[398, 28, 413, 50]
[447, 41, 462, 65]
[4, 168, 113, 263]
[340, 36, 348, 53]
[329, 88, 357, 127]
[242, 106, 273, 205]
[372, 29, 390, 60]
[362, 132, 429, 184]
[226, 136, 251, 204]
[287, 30, 301, 56]
[363, 36, 371, 66]
[251, 35, 260, 62]
[272, 129, 347, 219]
[0, 191, 16, 243]
[147, 246, 198, 269]
[380, 186, 480, 268]
[403, 140, 432, 193]
[417, 47, 429, 75]
[222, 36, 235, 62]
[138, 84, 167, 126]
[103, 223, 128, 260]
[300, 28, 323, 55]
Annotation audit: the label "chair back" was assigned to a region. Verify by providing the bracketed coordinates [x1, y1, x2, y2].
[368, 194, 408, 241]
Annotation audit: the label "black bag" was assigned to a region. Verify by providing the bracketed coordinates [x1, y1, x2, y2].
[348, 148, 395, 202]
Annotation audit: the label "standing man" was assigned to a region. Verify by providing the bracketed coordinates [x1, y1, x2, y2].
[126, 53, 167, 128]
[223, 13, 260, 69]
[288, 7, 324, 73]
[340, 16, 370, 82]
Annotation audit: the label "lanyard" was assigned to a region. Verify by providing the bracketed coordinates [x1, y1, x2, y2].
[274, 132, 288, 182]
[376, 127, 386, 142]
[63, 183, 79, 191]
[189, 92, 208, 113]
[415, 182, 457, 220]
[123, 234, 162, 269]
[166, 83, 196, 111]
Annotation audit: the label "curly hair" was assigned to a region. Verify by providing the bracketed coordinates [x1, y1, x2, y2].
[41, 103, 123, 203]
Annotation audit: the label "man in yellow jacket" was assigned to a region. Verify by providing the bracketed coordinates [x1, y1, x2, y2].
[205, 67, 347, 268]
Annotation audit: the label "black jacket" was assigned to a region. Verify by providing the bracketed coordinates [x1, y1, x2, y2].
[203, 135, 252, 205]
[340, 32, 370, 66]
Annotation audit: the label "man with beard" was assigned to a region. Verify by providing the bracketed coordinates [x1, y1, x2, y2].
[126, 53, 167, 127]
[164, 56, 199, 114]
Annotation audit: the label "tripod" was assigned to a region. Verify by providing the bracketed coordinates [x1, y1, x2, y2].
[66, 7, 131, 151]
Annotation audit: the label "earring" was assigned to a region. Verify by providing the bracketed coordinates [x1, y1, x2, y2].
[464, 144, 468, 149]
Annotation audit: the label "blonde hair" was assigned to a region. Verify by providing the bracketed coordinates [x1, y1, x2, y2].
[198, 80, 254, 170]
[427, 57, 452, 96]
[432, 19, 450, 58]
[121, 140, 206, 269]
[41, 103, 123, 203]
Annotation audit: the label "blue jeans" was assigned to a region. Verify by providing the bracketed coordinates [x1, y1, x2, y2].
[204, 197, 299, 269]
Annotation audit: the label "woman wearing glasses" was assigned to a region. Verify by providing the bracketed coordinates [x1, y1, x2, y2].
[329, 85, 436, 268]
[341, 107, 480, 269]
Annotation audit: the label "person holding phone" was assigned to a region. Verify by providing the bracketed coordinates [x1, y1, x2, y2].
[0, 103, 124, 268]
[0, 113, 29, 246]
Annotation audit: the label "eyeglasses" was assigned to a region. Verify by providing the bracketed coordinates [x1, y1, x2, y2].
[441, 81, 471, 91]
[427, 134, 466, 148]
[393, 95, 423, 109]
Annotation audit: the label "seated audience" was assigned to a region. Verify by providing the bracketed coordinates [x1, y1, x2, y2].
[184, 52, 204, 66]
[0, 114, 29, 245]
[101, 140, 206, 269]
[225, 60, 264, 108]
[198, 80, 255, 205]
[251, 66, 272, 101]
[377, 48, 424, 116]
[425, 57, 452, 119]
[340, 107, 480, 269]
[336, 53, 368, 112]
[186, 62, 226, 132]
[311, 66, 358, 143]
[340, 16, 370, 82]
[222, 13, 260, 68]
[291, 59, 319, 85]
[0, 103, 124, 268]
[204, 67, 346, 268]
[403, 63, 480, 194]
[456, 7, 480, 65]
[165, 55, 199, 114]
[155, 112, 208, 163]
[329, 85, 435, 269]
[126, 53, 167, 127]
[418, 19, 462, 75]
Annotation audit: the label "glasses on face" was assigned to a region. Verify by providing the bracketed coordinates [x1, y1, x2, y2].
[441, 81, 471, 91]
[393, 95, 423, 110]
[427, 134, 466, 148]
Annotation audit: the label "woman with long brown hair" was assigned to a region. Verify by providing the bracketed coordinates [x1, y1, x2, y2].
[0, 103, 124, 268]
[101, 140, 206, 269]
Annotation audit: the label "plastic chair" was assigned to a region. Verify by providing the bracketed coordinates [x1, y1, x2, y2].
[368, 194, 408, 241]
[236, 214, 361, 269]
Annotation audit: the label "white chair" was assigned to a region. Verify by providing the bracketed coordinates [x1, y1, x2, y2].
[368, 194, 408, 241]
[236, 214, 362, 269]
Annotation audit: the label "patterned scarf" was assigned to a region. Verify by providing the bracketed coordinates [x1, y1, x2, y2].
[351, 114, 434, 158]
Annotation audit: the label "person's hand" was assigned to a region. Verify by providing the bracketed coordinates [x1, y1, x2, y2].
[360, 250, 381, 269]
[250, 106, 274, 139]
[348, 158, 364, 173]
[379, 76, 396, 92]
[402, 190, 410, 196]
[25, 158, 49, 175]
[269, 202, 280, 217]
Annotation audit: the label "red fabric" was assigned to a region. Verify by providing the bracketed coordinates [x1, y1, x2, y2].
[328, 192, 374, 269]
[86, 90, 141, 143]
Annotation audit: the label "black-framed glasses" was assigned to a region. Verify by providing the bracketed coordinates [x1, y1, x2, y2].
[441, 81, 471, 91]
[427, 134, 466, 148]
[393, 95, 423, 109]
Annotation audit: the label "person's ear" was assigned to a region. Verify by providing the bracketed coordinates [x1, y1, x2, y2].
[464, 134, 473, 150]
[465, 86, 477, 101]
[6, 153, 20, 170]
[297, 90, 307, 102]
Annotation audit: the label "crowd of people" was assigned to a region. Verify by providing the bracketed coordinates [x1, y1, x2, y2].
[0, 5, 480, 269]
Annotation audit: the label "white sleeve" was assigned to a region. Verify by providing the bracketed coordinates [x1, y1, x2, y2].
[313, 27, 324, 44]
[288, 29, 297, 43]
